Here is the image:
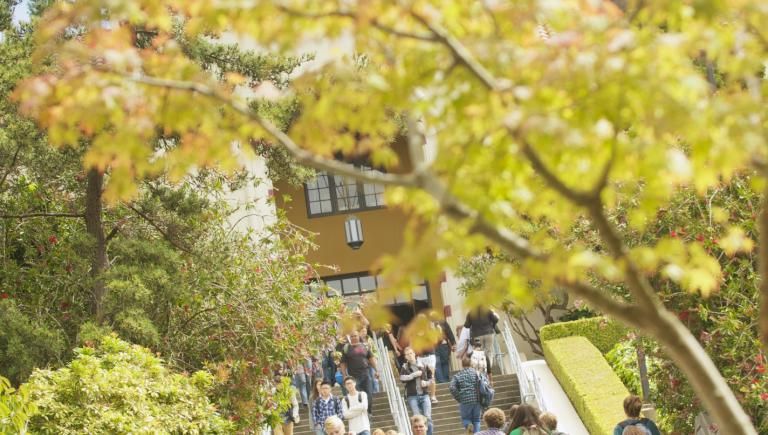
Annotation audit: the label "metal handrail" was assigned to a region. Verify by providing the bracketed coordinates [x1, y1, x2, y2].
[374, 335, 413, 435]
[500, 319, 546, 411]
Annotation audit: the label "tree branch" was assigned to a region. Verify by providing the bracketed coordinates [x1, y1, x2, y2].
[0, 142, 24, 192]
[125, 204, 192, 254]
[115, 74, 420, 189]
[409, 9, 507, 92]
[276, 5, 437, 42]
[105, 218, 129, 243]
[120, 73, 542, 261]
[0, 212, 84, 219]
[518, 139, 596, 206]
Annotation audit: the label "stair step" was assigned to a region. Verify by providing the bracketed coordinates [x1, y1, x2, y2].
[293, 374, 520, 435]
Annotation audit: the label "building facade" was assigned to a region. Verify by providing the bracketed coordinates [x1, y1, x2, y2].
[273, 138, 450, 329]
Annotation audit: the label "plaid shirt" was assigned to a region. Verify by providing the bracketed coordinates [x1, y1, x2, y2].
[311, 395, 343, 428]
[449, 368, 479, 405]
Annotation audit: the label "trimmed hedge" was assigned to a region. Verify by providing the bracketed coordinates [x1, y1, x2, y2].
[539, 316, 628, 354]
[544, 337, 628, 435]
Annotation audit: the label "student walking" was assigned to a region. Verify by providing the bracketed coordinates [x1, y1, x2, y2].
[540, 412, 567, 435]
[324, 415, 348, 435]
[274, 385, 300, 435]
[613, 395, 661, 435]
[342, 376, 371, 435]
[400, 347, 434, 435]
[411, 415, 429, 435]
[464, 308, 500, 379]
[311, 381, 343, 435]
[475, 407, 506, 435]
[435, 320, 456, 383]
[450, 356, 482, 434]
[507, 404, 547, 435]
[341, 330, 378, 416]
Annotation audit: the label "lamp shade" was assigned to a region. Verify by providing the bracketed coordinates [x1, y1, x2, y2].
[344, 215, 364, 249]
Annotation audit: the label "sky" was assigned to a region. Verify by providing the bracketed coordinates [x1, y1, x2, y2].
[12, 0, 31, 25]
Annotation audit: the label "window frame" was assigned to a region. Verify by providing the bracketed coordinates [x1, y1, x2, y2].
[312, 272, 431, 306]
[303, 166, 387, 218]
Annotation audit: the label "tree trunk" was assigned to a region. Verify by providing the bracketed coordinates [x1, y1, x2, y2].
[84, 168, 107, 322]
[758, 183, 768, 351]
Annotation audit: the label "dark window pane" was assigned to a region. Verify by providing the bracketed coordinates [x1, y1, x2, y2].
[412, 284, 428, 301]
[359, 276, 377, 292]
[342, 277, 360, 295]
[334, 176, 360, 211]
[326, 280, 342, 292]
[306, 172, 333, 216]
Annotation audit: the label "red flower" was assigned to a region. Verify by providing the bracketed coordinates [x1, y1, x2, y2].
[696, 234, 704, 242]
[669, 230, 678, 238]
[757, 365, 766, 374]
[677, 310, 690, 322]
[48, 235, 58, 245]
[756, 355, 765, 365]
[0, 292, 8, 299]
[761, 393, 768, 401]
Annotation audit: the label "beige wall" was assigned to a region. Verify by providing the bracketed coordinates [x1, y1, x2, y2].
[274, 139, 445, 312]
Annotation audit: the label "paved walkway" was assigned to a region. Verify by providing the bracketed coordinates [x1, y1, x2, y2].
[521, 360, 589, 435]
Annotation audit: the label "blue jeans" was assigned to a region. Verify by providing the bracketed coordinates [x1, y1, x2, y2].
[368, 367, 380, 393]
[459, 403, 482, 433]
[407, 394, 433, 435]
[435, 345, 451, 383]
[293, 374, 308, 405]
[355, 375, 373, 415]
[356, 431, 371, 435]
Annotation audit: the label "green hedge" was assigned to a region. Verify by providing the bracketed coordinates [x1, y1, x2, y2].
[543, 336, 628, 435]
[540, 316, 628, 354]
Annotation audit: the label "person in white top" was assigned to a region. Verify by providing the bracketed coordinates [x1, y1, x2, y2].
[342, 376, 371, 435]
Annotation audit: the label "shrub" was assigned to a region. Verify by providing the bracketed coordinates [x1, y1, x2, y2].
[0, 300, 65, 385]
[26, 335, 233, 434]
[539, 316, 628, 354]
[543, 336, 628, 435]
[0, 375, 37, 434]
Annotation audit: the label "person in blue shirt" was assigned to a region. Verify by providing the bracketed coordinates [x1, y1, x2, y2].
[613, 395, 661, 435]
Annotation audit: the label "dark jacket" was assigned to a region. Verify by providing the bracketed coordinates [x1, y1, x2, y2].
[399, 361, 432, 397]
[465, 310, 499, 338]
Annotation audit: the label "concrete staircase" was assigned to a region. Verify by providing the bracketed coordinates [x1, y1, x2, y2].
[293, 373, 520, 435]
[425, 374, 520, 435]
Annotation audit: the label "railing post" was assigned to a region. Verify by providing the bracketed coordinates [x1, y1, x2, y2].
[500, 319, 547, 411]
[374, 334, 413, 435]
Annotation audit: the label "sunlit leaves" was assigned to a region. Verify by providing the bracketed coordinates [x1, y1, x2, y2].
[719, 226, 756, 257]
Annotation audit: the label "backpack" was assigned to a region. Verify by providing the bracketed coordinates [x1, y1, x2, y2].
[619, 419, 653, 435]
[475, 371, 495, 408]
[344, 392, 364, 408]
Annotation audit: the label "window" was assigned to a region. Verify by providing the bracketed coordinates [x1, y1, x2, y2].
[324, 273, 382, 297]
[304, 166, 386, 217]
[315, 272, 429, 304]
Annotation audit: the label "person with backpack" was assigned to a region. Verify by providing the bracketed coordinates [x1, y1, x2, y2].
[341, 330, 378, 417]
[312, 381, 343, 435]
[342, 376, 371, 435]
[464, 308, 500, 383]
[450, 356, 483, 434]
[612, 395, 661, 435]
[400, 347, 434, 435]
[507, 404, 547, 435]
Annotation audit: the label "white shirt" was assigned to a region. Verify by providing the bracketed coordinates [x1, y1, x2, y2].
[341, 391, 370, 434]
